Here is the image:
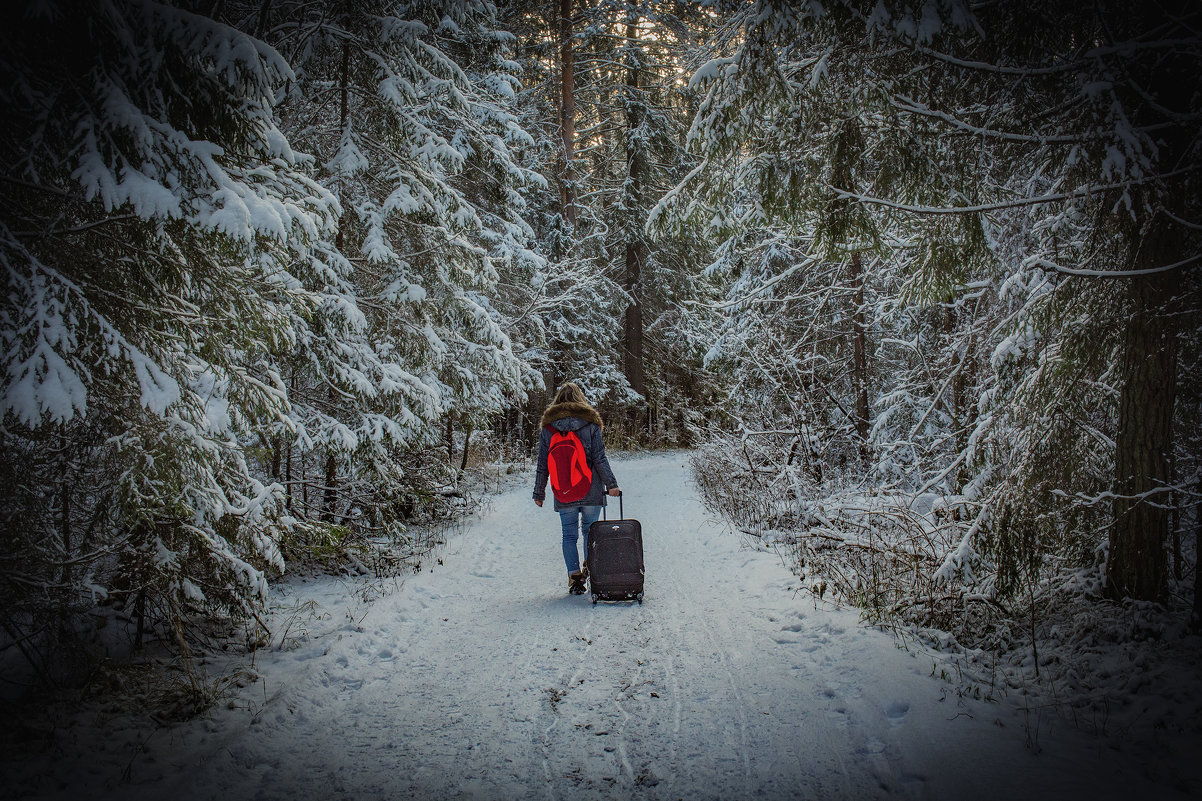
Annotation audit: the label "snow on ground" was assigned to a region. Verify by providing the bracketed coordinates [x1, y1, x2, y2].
[10, 451, 1196, 800]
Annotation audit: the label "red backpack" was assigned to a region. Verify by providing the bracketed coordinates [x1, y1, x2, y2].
[546, 425, 593, 503]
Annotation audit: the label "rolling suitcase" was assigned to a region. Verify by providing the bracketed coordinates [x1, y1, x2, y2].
[587, 492, 644, 604]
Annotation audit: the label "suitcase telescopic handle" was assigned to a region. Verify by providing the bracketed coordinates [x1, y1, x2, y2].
[603, 490, 623, 520]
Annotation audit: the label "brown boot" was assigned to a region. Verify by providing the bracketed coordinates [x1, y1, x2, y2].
[568, 570, 586, 595]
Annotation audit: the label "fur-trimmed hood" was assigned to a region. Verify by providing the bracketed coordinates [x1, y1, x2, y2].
[540, 400, 603, 430]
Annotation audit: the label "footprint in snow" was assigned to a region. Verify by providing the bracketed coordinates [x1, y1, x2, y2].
[858, 737, 886, 755]
[886, 701, 910, 723]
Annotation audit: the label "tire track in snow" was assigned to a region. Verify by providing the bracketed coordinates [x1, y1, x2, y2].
[538, 610, 603, 801]
[648, 535, 735, 800]
[658, 496, 759, 798]
[645, 594, 685, 799]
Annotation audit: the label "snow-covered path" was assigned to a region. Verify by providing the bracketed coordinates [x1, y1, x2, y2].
[83, 452, 1185, 800]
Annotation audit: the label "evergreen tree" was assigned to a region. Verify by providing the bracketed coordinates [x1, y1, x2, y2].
[501, 0, 718, 442]
[495, 0, 635, 435]
[236, 0, 547, 526]
[0, 0, 338, 679]
[0, 0, 553, 683]
[663, 0, 1201, 605]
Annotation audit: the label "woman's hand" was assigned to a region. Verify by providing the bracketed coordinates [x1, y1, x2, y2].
[534, 499, 543, 507]
[607, 487, 621, 496]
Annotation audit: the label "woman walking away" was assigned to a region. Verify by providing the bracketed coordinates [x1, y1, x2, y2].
[533, 383, 620, 594]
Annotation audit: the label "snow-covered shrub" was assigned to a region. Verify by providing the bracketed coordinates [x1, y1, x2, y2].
[691, 435, 991, 631]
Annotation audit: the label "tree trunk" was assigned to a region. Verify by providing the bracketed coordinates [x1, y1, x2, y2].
[301, 451, 309, 516]
[334, 39, 350, 256]
[850, 252, 870, 455]
[285, 436, 293, 513]
[944, 302, 972, 485]
[557, 0, 576, 224]
[522, 400, 536, 453]
[321, 452, 338, 522]
[253, 0, 273, 37]
[1194, 510, 1201, 631]
[1105, 3, 1190, 604]
[1106, 227, 1178, 603]
[624, 242, 647, 398]
[446, 416, 454, 465]
[623, 18, 647, 412]
[60, 476, 71, 587]
[286, 368, 294, 512]
[320, 40, 352, 527]
[1171, 452, 1182, 580]
[459, 424, 473, 474]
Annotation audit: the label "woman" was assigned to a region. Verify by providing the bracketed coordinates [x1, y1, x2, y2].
[532, 383, 620, 594]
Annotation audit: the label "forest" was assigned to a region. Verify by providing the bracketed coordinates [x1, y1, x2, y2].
[1, 0, 1199, 734]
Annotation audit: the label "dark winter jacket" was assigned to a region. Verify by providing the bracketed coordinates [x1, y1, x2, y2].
[532, 401, 619, 511]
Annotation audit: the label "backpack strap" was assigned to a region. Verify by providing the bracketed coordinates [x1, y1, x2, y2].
[569, 432, 589, 484]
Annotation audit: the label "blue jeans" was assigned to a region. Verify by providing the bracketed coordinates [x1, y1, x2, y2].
[560, 506, 601, 574]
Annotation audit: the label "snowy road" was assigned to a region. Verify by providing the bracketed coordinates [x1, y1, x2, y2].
[72, 452, 1186, 800]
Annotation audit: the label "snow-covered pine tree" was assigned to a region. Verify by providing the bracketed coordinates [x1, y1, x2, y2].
[858, 0, 1202, 604]
[663, 0, 1200, 615]
[605, 1, 717, 441]
[0, 0, 339, 681]
[501, 0, 718, 443]
[652, 0, 908, 505]
[491, 0, 633, 437]
[237, 0, 546, 529]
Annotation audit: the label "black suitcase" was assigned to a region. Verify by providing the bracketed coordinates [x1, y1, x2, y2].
[587, 493, 644, 604]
